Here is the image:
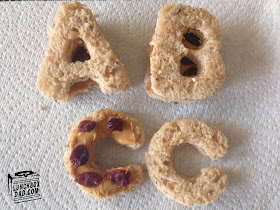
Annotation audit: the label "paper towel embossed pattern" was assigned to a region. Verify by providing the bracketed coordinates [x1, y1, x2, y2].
[37, 0, 131, 102]
[64, 109, 145, 198]
[1, 0, 280, 209]
[146, 119, 228, 206]
[145, 4, 225, 104]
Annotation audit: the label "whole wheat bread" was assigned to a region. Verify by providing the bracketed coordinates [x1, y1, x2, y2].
[145, 4, 225, 104]
[37, 0, 130, 101]
[146, 119, 228, 206]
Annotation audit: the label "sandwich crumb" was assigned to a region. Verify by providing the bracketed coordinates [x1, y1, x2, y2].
[39, 106, 45, 111]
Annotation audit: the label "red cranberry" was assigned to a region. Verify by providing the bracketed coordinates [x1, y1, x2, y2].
[72, 46, 91, 63]
[183, 67, 198, 76]
[183, 32, 200, 46]
[107, 118, 123, 132]
[78, 120, 96, 132]
[75, 172, 103, 187]
[108, 169, 131, 187]
[180, 57, 194, 65]
[70, 145, 89, 167]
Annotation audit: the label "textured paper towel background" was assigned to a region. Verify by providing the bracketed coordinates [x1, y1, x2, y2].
[0, 0, 279, 209]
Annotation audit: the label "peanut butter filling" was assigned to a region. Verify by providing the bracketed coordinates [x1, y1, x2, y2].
[90, 166, 139, 198]
[69, 110, 139, 198]
[66, 79, 94, 101]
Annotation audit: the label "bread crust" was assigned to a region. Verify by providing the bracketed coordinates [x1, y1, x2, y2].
[146, 119, 228, 206]
[64, 109, 145, 198]
[37, 0, 130, 101]
[145, 4, 225, 103]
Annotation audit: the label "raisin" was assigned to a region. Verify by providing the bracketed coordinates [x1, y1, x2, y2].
[108, 169, 131, 187]
[75, 172, 103, 187]
[107, 118, 123, 132]
[180, 57, 194, 65]
[183, 33, 200, 46]
[72, 46, 90, 63]
[78, 120, 96, 132]
[183, 67, 198, 77]
[70, 145, 89, 167]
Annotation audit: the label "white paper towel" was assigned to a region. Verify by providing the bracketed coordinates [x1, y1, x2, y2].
[0, 0, 279, 209]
